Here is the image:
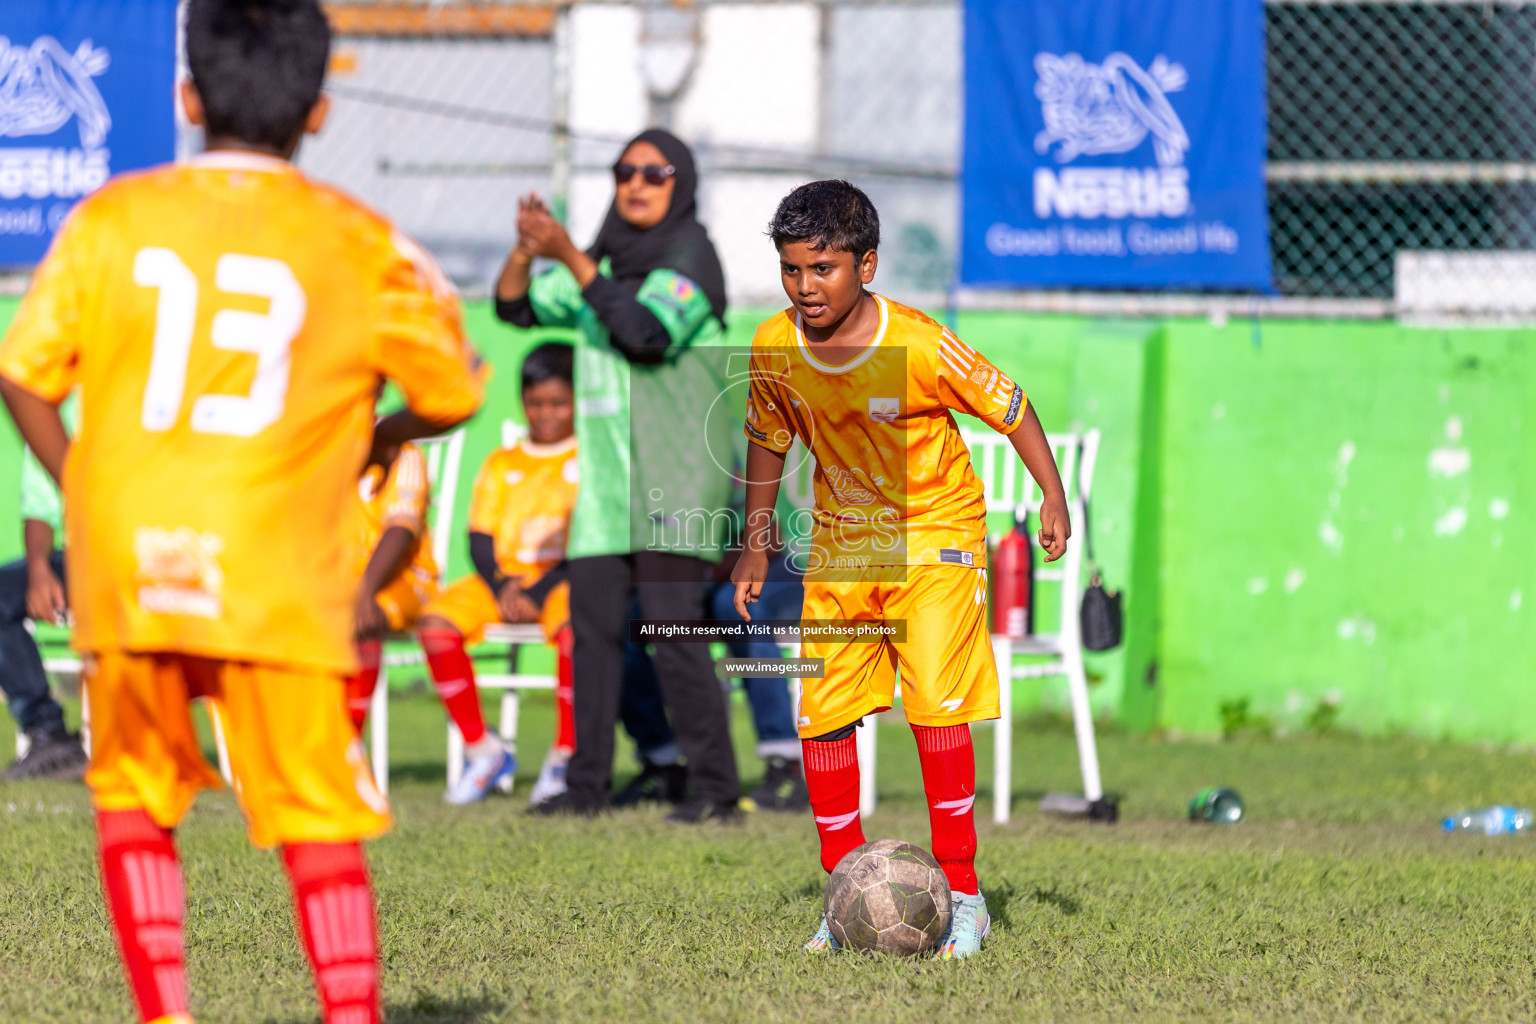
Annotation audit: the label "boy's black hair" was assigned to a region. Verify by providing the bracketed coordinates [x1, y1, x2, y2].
[185, 0, 331, 151]
[521, 342, 574, 390]
[767, 180, 880, 259]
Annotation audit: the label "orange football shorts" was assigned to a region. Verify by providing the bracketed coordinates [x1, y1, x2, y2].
[422, 574, 569, 644]
[84, 651, 392, 849]
[797, 564, 999, 738]
[374, 566, 438, 633]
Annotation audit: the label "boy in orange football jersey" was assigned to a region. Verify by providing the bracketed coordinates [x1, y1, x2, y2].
[417, 341, 578, 805]
[346, 432, 439, 728]
[0, 3, 484, 1023]
[733, 181, 1070, 959]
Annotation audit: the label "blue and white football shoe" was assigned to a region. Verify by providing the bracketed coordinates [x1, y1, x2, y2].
[803, 915, 841, 952]
[935, 890, 990, 959]
[446, 738, 515, 805]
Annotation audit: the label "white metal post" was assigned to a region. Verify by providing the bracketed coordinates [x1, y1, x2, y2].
[992, 635, 1012, 824]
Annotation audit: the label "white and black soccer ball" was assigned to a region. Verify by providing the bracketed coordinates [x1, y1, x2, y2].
[824, 839, 951, 955]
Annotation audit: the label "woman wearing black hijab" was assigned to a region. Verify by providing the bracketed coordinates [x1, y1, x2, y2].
[495, 129, 741, 821]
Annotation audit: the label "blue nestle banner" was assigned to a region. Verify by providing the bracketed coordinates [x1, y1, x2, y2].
[961, 0, 1271, 290]
[0, 0, 178, 265]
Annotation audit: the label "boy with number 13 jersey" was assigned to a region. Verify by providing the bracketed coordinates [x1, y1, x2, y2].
[0, 3, 484, 1023]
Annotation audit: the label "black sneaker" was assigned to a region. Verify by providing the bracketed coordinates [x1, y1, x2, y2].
[527, 790, 606, 817]
[3, 728, 87, 782]
[664, 798, 744, 825]
[748, 756, 809, 812]
[611, 761, 688, 808]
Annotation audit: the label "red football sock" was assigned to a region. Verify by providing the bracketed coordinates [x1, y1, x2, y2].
[282, 843, 380, 1024]
[553, 625, 575, 753]
[96, 808, 189, 1023]
[802, 732, 866, 873]
[418, 628, 486, 745]
[912, 723, 979, 894]
[345, 640, 383, 733]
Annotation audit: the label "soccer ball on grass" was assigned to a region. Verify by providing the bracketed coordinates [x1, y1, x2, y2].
[824, 839, 951, 955]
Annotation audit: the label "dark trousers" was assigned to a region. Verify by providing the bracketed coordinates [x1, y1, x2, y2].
[619, 599, 676, 757]
[568, 552, 739, 805]
[0, 551, 66, 735]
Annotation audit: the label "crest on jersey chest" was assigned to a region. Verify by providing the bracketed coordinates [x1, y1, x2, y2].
[867, 397, 901, 424]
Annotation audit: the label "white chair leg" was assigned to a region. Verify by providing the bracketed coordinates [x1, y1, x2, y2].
[857, 715, 877, 819]
[80, 675, 90, 757]
[497, 690, 518, 794]
[370, 660, 389, 796]
[207, 700, 234, 784]
[1065, 647, 1103, 802]
[992, 635, 1012, 824]
[446, 723, 464, 793]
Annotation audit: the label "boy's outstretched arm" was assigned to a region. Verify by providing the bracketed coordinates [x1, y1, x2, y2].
[732, 440, 788, 620]
[0, 377, 68, 484]
[1007, 403, 1071, 562]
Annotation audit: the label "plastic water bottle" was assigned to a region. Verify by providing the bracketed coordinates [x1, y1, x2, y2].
[1187, 787, 1244, 824]
[1441, 807, 1533, 835]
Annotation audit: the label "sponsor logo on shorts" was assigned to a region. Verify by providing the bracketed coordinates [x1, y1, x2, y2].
[939, 698, 965, 711]
[1003, 385, 1024, 426]
[939, 549, 975, 566]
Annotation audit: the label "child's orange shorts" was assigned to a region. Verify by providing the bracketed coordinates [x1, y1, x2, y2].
[422, 574, 569, 644]
[374, 565, 438, 633]
[796, 564, 999, 738]
[84, 651, 392, 849]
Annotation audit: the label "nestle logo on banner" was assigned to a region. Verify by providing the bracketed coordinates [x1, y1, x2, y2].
[0, 36, 113, 204]
[1031, 52, 1189, 220]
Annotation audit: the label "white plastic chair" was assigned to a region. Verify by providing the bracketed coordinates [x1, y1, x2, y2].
[845, 429, 1105, 824]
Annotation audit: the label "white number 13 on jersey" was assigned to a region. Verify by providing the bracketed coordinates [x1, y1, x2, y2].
[134, 248, 306, 437]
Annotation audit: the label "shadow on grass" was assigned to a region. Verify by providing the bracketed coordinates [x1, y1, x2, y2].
[982, 881, 1081, 929]
[265, 992, 503, 1024]
[385, 762, 451, 785]
[388, 991, 505, 1023]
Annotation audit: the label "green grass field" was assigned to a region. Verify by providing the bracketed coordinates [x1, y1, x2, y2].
[3, 691, 1536, 1023]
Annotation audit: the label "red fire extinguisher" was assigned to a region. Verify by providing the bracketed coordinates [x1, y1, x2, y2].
[991, 508, 1033, 639]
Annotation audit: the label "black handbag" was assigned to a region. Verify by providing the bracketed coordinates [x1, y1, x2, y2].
[1078, 457, 1123, 652]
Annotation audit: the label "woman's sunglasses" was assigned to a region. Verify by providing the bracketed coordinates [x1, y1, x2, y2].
[613, 162, 676, 187]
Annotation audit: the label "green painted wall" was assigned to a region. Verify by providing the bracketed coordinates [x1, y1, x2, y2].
[0, 295, 1529, 743]
[1154, 320, 1536, 743]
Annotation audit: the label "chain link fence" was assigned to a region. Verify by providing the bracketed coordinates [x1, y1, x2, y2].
[306, 0, 1536, 317]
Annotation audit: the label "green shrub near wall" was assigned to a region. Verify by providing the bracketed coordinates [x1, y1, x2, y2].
[0, 295, 1528, 743]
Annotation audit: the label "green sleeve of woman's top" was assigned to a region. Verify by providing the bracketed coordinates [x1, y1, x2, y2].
[634, 268, 716, 345]
[526, 263, 587, 329]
